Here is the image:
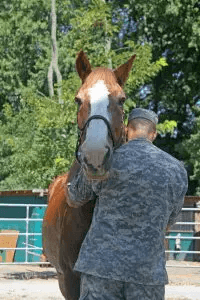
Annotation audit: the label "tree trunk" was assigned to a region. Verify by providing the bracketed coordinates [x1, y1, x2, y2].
[102, 0, 112, 69]
[48, 0, 63, 104]
[48, 60, 54, 97]
[105, 35, 112, 69]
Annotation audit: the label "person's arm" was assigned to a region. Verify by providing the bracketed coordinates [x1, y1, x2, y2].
[168, 189, 185, 226]
[167, 167, 188, 226]
[66, 165, 96, 208]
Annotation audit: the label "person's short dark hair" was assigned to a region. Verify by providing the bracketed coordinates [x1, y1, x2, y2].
[128, 118, 156, 134]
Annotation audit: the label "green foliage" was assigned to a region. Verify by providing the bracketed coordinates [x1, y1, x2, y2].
[0, 0, 176, 191]
[156, 120, 177, 136]
[0, 80, 78, 190]
[180, 108, 200, 195]
[0, 0, 51, 108]
[116, 0, 199, 119]
[117, 0, 200, 194]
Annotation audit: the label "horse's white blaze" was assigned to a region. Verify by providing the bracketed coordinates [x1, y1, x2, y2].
[85, 80, 110, 150]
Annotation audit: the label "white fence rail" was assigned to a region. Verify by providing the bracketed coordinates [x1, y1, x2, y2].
[0, 204, 200, 266]
[165, 207, 200, 255]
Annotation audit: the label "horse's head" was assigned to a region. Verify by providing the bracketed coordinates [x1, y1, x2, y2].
[75, 51, 136, 180]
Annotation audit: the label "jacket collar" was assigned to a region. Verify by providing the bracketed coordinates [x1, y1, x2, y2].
[128, 137, 152, 144]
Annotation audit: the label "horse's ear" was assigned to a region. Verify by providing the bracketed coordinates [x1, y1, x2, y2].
[76, 51, 92, 84]
[114, 55, 136, 87]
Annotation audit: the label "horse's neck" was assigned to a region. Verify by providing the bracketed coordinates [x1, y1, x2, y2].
[115, 125, 127, 148]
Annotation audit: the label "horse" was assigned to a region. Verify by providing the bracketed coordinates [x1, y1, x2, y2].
[42, 51, 136, 300]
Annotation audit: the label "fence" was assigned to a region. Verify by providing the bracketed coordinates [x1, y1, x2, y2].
[0, 196, 200, 267]
[165, 207, 200, 267]
[0, 203, 49, 265]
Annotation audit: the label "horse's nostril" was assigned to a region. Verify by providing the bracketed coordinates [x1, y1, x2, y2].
[103, 146, 111, 166]
[84, 157, 88, 164]
[83, 164, 87, 171]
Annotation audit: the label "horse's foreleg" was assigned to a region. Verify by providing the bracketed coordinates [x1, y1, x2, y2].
[57, 264, 80, 300]
[57, 272, 67, 299]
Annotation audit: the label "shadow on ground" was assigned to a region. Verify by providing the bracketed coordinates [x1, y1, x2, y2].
[3, 270, 57, 280]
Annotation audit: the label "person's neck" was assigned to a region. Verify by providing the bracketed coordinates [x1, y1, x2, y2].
[127, 128, 155, 142]
[130, 136, 151, 142]
[132, 134, 148, 139]
[128, 132, 149, 141]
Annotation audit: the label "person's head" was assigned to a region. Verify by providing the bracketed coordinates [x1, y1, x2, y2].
[127, 108, 158, 142]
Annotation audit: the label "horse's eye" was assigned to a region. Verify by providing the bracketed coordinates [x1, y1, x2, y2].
[75, 97, 82, 106]
[118, 97, 126, 106]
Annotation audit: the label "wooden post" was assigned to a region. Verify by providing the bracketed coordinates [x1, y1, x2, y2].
[0, 230, 19, 262]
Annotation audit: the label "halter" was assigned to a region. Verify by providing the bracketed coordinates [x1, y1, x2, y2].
[75, 115, 117, 164]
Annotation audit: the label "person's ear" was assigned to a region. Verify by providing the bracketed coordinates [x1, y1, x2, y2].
[125, 126, 128, 142]
[127, 126, 136, 141]
[152, 131, 158, 142]
[148, 130, 157, 142]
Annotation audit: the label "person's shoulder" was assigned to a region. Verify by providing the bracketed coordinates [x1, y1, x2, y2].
[113, 141, 138, 161]
[114, 140, 186, 172]
[152, 144, 187, 173]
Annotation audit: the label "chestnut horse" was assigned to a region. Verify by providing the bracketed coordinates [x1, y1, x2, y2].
[42, 51, 135, 300]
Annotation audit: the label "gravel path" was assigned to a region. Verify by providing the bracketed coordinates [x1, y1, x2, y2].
[0, 278, 63, 300]
[1, 279, 200, 300]
[0, 261, 200, 299]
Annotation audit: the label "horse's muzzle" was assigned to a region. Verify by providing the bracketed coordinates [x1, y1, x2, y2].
[80, 145, 113, 180]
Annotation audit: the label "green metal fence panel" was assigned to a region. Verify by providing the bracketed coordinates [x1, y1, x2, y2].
[168, 232, 194, 261]
[28, 206, 47, 262]
[0, 191, 47, 263]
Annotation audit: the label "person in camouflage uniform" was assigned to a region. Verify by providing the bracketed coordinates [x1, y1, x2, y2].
[67, 108, 188, 300]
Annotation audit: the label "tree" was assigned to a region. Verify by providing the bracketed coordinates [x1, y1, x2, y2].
[0, 0, 50, 109]
[114, 0, 200, 122]
[112, 0, 200, 194]
[48, 0, 63, 103]
[179, 106, 200, 195]
[0, 0, 168, 190]
[0, 82, 78, 190]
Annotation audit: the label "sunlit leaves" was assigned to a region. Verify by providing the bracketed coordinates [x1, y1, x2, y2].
[0, 0, 170, 190]
[156, 120, 177, 135]
[0, 93, 77, 190]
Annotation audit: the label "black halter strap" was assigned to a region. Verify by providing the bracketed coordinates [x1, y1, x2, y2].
[75, 115, 116, 164]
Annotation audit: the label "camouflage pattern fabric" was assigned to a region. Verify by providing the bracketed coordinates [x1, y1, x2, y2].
[68, 137, 188, 285]
[79, 273, 165, 300]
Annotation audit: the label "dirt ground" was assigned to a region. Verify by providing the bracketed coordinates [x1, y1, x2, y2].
[167, 260, 200, 286]
[0, 260, 200, 299]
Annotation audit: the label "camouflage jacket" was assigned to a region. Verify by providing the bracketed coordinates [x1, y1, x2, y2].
[68, 138, 188, 285]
